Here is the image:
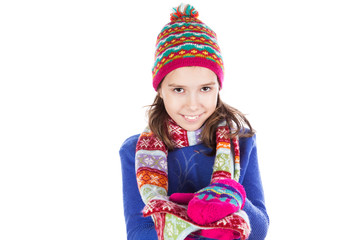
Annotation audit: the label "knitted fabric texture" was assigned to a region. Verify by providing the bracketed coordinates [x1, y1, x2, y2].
[194, 179, 246, 209]
[135, 119, 240, 204]
[187, 178, 246, 225]
[152, 4, 224, 90]
[135, 119, 250, 239]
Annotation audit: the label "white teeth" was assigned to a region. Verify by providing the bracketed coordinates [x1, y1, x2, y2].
[184, 115, 199, 120]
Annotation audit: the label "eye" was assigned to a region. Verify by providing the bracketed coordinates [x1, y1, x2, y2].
[201, 86, 211, 92]
[173, 88, 184, 93]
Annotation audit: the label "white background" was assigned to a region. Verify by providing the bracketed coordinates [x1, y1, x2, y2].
[1, 0, 359, 239]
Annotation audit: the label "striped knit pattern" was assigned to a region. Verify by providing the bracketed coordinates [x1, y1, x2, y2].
[135, 119, 247, 240]
[194, 181, 245, 209]
[152, 4, 224, 90]
[135, 119, 240, 205]
[196, 183, 242, 204]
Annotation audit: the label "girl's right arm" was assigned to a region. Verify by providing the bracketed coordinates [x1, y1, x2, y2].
[119, 135, 158, 240]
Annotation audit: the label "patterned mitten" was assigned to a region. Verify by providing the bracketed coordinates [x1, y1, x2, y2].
[170, 185, 245, 240]
[187, 179, 246, 225]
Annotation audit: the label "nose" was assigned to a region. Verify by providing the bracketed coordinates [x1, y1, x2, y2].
[186, 92, 200, 112]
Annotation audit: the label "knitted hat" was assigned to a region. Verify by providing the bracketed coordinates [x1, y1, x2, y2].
[152, 4, 224, 91]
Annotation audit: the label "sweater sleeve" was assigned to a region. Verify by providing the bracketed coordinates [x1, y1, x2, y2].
[239, 134, 269, 240]
[119, 135, 158, 240]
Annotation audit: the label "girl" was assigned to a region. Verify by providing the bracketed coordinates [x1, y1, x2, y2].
[120, 4, 269, 240]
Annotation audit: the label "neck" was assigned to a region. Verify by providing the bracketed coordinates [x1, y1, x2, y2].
[168, 119, 203, 148]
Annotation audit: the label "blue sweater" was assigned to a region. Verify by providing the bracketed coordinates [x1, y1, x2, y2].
[119, 133, 269, 240]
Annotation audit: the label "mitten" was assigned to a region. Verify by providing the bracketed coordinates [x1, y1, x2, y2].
[169, 192, 195, 205]
[170, 184, 245, 240]
[184, 229, 236, 240]
[187, 179, 246, 225]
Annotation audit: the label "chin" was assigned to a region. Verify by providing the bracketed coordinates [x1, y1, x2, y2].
[183, 126, 200, 131]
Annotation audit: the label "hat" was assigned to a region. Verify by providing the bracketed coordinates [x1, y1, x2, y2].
[152, 4, 224, 90]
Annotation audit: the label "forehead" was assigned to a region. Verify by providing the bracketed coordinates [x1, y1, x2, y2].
[163, 67, 218, 86]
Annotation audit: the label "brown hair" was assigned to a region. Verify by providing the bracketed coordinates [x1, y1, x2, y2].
[147, 94, 255, 153]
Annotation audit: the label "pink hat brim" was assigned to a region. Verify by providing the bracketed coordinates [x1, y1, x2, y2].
[152, 58, 224, 91]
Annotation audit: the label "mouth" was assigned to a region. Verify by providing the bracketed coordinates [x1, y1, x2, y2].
[182, 114, 202, 122]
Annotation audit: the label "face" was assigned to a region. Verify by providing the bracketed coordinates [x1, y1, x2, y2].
[159, 67, 219, 131]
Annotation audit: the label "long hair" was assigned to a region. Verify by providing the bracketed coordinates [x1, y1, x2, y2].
[147, 94, 255, 153]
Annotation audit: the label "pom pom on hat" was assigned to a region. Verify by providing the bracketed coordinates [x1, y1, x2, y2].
[170, 4, 199, 21]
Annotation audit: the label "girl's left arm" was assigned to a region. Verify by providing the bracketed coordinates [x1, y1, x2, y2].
[239, 134, 270, 240]
[119, 135, 158, 240]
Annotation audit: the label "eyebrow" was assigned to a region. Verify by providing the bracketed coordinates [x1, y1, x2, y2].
[167, 82, 217, 88]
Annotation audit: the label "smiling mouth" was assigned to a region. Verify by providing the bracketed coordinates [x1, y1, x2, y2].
[183, 114, 202, 121]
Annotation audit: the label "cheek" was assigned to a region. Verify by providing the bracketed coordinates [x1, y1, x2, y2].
[210, 100, 217, 113]
[205, 92, 218, 110]
[162, 94, 179, 113]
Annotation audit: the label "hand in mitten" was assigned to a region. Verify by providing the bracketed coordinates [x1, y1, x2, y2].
[187, 179, 246, 225]
[184, 229, 236, 240]
[169, 192, 195, 205]
[170, 184, 245, 240]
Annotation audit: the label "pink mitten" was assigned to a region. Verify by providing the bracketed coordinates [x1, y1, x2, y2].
[169, 193, 195, 205]
[187, 179, 246, 225]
